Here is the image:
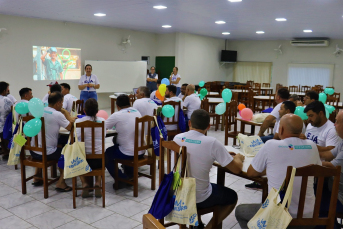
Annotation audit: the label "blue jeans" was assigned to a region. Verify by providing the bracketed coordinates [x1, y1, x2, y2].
[80, 91, 98, 102]
[105, 144, 144, 179]
[197, 183, 237, 209]
[260, 134, 274, 143]
[176, 87, 181, 96]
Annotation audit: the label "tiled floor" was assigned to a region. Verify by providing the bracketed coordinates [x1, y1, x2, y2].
[0, 110, 263, 229]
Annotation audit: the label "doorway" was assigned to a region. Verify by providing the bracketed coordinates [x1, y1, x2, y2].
[155, 56, 175, 79]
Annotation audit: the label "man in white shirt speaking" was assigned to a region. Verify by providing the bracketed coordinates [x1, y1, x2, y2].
[105, 94, 143, 181]
[235, 114, 322, 228]
[133, 86, 157, 117]
[182, 84, 201, 126]
[60, 83, 78, 113]
[174, 109, 244, 229]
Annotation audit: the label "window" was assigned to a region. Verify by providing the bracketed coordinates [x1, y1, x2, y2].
[287, 64, 334, 87]
[233, 62, 272, 83]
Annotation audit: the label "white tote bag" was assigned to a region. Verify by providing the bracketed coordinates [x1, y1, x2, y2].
[165, 160, 199, 226]
[62, 123, 92, 179]
[7, 119, 26, 166]
[238, 133, 264, 157]
[248, 168, 296, 229]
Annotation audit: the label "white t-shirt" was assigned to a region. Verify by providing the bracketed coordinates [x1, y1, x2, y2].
[150, 91, 162, 104]
[164, 96, 182, 131]
[75, 116, 106, 155]
[0, 95, 13, 133]
[171, 74, 181, 87]
[7, 94, 17, 104]
[305, 120, 340, 147]
[270, 102, 282, 134]
[146, 74, 158, 79]
[42, 93, 49, 106]
[183, 94, 201, 118]
[177, 93, 184, 99]
[34, 107, 70, 155]
[14, 99, 29, 122]
[329, 140, 343, 204]
[78, 74, 100, 92]
[105, 107, 143, 156]
[63, 94, 78, 113]
[173, 130, 233, 203]
[275, 119, 306, 134]
[251, 138, 322, 218]
[133, 98, 157, 117]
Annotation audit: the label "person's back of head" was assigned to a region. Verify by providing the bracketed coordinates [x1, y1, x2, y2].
[306, 90, 319, 101]
[60, 83, 70, 95]
[0, 81, 9, 95]
[166, 85, 177, 97]
[138, 86, 150, 98]
[19, 87, 32, 100]
[116, 94, 131, 109]
[182, 83, 188, 87]
[289, 94, 300, 102]
[278, 114, 303, 139]
[186, 84, 195, 95]
[50, 84, 62, 93]
[277, 88, 290, 100]
[190, 109, 210, 131]
[84, 98, 98, 121]
[282, 101, 296, 114]
[48, 92, 64, 106]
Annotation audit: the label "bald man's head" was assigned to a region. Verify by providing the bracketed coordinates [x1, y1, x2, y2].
[186, 84, 195, 95]
[279, 114, 303, 139]
[335, 111, 343, 139]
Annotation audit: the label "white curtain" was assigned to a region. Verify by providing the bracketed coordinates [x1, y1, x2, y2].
[287, 64, 334, 87]
[233, 62, 272, 83]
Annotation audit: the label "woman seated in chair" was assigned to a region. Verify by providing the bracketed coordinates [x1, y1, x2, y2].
[75, 98, 105, 198]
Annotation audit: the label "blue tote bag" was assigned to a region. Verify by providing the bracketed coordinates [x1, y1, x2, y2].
[178, 109, 186, 133]
[151, 116, 168, 157]
[2, 111, 14, 140]
[157, 115, 168, 140]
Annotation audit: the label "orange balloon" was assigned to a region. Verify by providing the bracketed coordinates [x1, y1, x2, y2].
[156, 90, 164, 101]
[238, 104, 246, 111]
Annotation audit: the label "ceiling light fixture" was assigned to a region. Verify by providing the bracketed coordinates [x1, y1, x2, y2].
[222, 32, 230, 35]
[215, 21, 226, 24]
[256, 31, 265, 34]
[162, 25, 172, 28]
[275, 18, 287, 21]
[303, 30, 312, 33]
[153, 5, 167, 9]
[94, 13, 106, 17]
[228, 0, 242, 2]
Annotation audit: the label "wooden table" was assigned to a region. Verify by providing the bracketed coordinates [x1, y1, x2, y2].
[109, 93, 130, 114]
[236, 117, 274, 135]
[214, 146, 268, 203]
[207, 92, 220, 98]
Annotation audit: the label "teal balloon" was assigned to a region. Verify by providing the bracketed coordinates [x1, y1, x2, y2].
[162, 105, 175, 118]
[28, 98, 44, 118]
[294, 106, 308, 120]
[324, 104, 335, 114]
[318, 93, 327, 104]
[199, 81, 205, 87]
[23, 118, 42, 137]
[15, 102, 29, 115]
[215, 102, 226, 115]
[200, 95, 205, 100]
[161, 78, 170, 86]
[328, 88, 335, 95]
[200, 88, 208, 97]
[325, 109, 329, 119]
[222, 89, 232, 103]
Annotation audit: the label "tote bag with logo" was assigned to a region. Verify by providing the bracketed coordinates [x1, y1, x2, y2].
[248, 167, 296, 229]
[7, 118, 25, 166]
[62, 123, 92, 179]
[238, 133, 264, 157]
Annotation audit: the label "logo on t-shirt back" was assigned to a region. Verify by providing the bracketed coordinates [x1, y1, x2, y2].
[180, 137, 201, 144]
[288, 144, 294, 150]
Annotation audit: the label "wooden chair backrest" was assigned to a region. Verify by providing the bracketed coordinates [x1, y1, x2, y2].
[129, 94, 136, 106]
[223, 82, 230, 89]
[275, 83, 283, 92]
[234, 85, 242, 89]
[225, 101, 237, 128]
[262, 83, 270, 87]
[159, 140, 187, 185]
[143, 214, 166, 229]
[246, 80, 254, 86]
[254, 83, 261, 88]
[70, 120, 105, 160]
[314, 85, 323, 89]
[72, 100, 84, 114]
[201, 98, 210, 112]
[162, 100, 181, 127]
[332, 92, 341, 101]
[204, 84, 211, 91]
[232, 92, 239, 102]
[284, 165, 341, 228]
[327, 96, 339, 108]
[301, 86, 311, 92]
[134, 115, 155, 159]
[289, 85, 299, 93]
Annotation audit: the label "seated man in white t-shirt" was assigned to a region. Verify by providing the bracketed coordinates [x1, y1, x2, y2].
[174, 109, 244, 229]
[182, 84, 201, 126]
[235, 114, 322, 228]
[105, 94, 143, 181]
[178, 83, 188, 99]
[60, 83, 78, 113]
[30, 92, 77, 192]
[164, 85, 182, 131]
[258, 88, 290, 143]
[14, 88, 33, 121]
[133, 86, 157, 117]
[302, 101, 340, 152]
[75, 98, 105, 198]
[42, 83, 61, 106]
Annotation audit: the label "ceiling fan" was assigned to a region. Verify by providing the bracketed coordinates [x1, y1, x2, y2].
[274, 44, 282, 55]
[121, 35, 131, 46]
[333, 44, 343, 56]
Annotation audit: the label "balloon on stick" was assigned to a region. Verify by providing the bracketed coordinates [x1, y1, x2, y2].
[28, 98, 44, 118]
[162, 105, 175, 118]
[215, 102, 226, 115]
[161, 78, 170, 86]
[23, 118, 42, 137]
[200, 88, 208, 97]
[159, 84, 167, 96]
[222, 89, 233, 103]
[156, 90, 164, 101]
[199, 81, 205, 87]
[96, 110, 108, 120]
[240, 108, 253, 121]
[294, 106, 308, 120]
[15, 102, 29, 115]
[318, 93, 327, 104]
[238, 104, 246, 111]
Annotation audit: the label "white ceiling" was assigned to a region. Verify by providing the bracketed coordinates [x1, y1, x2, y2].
[0, 0, 343, 40]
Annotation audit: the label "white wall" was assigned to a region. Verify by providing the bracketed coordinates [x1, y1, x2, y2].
[226, 40, 343, 92]
[155, 33, 176, 57]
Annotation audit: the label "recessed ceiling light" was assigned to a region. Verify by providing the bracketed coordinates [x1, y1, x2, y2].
[275, 18, 287, 22]
[162, 25, 172, 28]
[228, 0, 242, 2]
[256, 31, 265, 34]
[222, 32, 230, 35]
[153, 5, 167, 9]
[215, 21, 226, 24]
[303, 30, 312, 33]
[94, 13, 106, 17]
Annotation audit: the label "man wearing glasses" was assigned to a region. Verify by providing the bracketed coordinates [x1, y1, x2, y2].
[303, 90, 319, 106]
[146, 66, 158, 92]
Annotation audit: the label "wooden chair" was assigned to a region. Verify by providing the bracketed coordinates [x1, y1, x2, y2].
[284, 165, 341, 228]
[315, 85, 324, 89]
[223, 82, 230, 89]
[234, 85, 242, 90]
[72, 100, 84, 114]
[289, 85, 299, 93]
[253, 83, 261, 95]
[20, 116, 59, 199]
[232, 92, 239, 102]
[162, 101, 181, 139]
[301, 86, 311, 93]
[225, 101, 238, 145]
[201, 98, 219, 131]
[262, 83, 270, 87]
[143, 214, 166, 229]
[204, 83, 211, 92]
[71, 120, 106, 208]
[129, 94, 136, 106]
[240, 85, 250, 105]
[246, 80, 254, 87]
[327, 96, 340, 110]
[114, 115, 156, 197]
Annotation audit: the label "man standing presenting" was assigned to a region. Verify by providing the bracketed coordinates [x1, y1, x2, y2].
[146, 66, 158, 92]
[41, 47, 63, 80]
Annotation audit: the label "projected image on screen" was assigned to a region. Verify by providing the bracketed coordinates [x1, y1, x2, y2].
[33, 46, 81, 80]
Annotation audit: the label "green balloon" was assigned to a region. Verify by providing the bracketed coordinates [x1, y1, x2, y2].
[215, 102, 226, 115]
[200, 95, 205, 100]
[324, 104, 335, 114]
[162, 105, 175, 118]
[23, 118, 42, 137]
[200, 88, 208, 97]
[28, 98, 44, 118]
[222, 89, 233, 103]
[328, 88, 335, 95]
[199, 81, 205, 87]
[325, 109, 329, 119]
[318, 93, 327, 104]
[294, 106, 307, 120]
[15, 102, 29, 115]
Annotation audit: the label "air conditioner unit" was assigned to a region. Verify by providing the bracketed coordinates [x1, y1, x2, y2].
[290, 38, 330, 47]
